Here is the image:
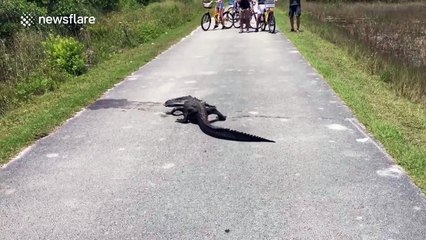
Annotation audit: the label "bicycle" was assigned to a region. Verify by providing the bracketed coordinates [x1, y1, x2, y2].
[201, 1, 233, 31]
[255, 0, 276, 33]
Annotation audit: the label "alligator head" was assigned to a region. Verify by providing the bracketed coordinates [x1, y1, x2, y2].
[164, 95, 199, 107]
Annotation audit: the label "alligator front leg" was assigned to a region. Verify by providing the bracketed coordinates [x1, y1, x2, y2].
[168, 107, 184, 116]
[176, 109, 190, 123]
[207, 106, 227, 121]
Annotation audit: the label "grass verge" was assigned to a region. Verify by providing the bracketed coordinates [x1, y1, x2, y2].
[275, 10, 426, 192]
[302, 1, 426, 105]
[0, 18, 200, 166]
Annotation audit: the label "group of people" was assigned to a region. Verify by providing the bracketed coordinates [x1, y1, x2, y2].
[213, 0, 302, 33]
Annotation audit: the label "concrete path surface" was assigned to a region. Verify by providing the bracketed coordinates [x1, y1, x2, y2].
[1, 26, 426, 239]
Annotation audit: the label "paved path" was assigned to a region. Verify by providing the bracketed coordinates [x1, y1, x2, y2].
[1, 26, 426, 239]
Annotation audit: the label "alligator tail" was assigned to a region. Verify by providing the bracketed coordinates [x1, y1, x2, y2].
[198, 120, 275, 143]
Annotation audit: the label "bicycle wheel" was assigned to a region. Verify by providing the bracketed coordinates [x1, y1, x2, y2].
[223, 11, 233, 29]
[261, 20, 267, 31]
[249, 12, 258, 29]
[257, 15, 266, 31]
[233, 11, 240, 28]
[268, 14, 276, 33]
[201, 13, 211, 31]
[261, 14, 267, 31]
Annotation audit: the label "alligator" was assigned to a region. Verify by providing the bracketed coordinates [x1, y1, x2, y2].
[164, 96, 275, 142]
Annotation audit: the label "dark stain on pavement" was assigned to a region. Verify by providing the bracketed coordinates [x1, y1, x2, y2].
[88, 99, 162, 111]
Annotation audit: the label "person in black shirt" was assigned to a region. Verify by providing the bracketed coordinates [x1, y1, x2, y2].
[238, 0, 252, 33]
[289, 0, 301, 32]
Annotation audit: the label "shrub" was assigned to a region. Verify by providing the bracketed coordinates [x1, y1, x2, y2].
[16, 75, 57, 101]
[0, 31, 46, 84]
[51, 0, 91, 16]
[137, 0, 153, 5]
[135, 20, 162, 43]
[87, 0, 120, 11]
[43, 35, 87, 75]
[29, 0, 91, 15]
[0, 84, 17, 115]
[0, 0, 46, 40]
[380, 69, 393, 83]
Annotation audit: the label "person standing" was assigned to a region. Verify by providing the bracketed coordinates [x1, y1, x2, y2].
[214, 0, 226, 29]
[289, 0, 301, 32]
[255, 0, 266, 32]
[238, 0, 252, 33]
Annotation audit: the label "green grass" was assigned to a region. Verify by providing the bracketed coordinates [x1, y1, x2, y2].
[0, 17, 200, 166]
[275, 10, 426, 192]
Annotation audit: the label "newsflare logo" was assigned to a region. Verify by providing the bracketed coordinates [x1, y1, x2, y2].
[20, 13, 96, 27]
[21, 13, 36, 27]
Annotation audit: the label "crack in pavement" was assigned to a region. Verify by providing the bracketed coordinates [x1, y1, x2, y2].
[231, 114, 290, 119]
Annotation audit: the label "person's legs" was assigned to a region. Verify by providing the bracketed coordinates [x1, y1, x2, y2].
[220, 8, 225, 28]
[218, 1, 225, 27]
[246, 11, 250, 32]
[296, 16, 300, 31]
[214, 7, 219, 28]
[239, 9, 244, 33]
[289, 6, 295, 31]
[255, 12, 260, 31]
[296, 5, 301, 31]
[256, 4, 265, 32]
[242, 9, 247, 32]
[256, 12, 261, 32]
